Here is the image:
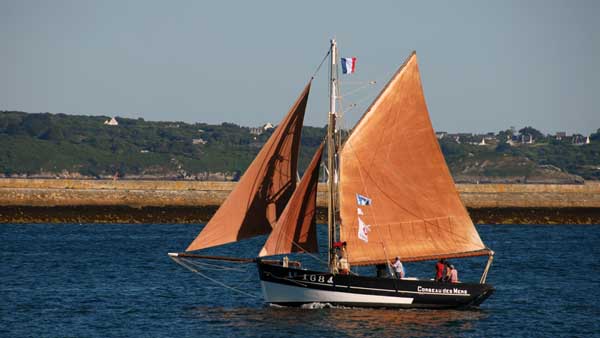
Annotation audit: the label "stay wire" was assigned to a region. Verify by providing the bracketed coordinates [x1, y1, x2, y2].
[312, 49, 331, 79]
[170, 256, 261, 299]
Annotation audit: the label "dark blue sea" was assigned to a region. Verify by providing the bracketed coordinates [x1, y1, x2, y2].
[2, 223, 599, 337]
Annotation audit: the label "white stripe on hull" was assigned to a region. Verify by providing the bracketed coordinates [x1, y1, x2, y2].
[261, 281, 414, 305]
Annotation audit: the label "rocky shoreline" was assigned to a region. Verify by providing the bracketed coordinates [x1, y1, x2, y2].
[1, 205, 599, 225]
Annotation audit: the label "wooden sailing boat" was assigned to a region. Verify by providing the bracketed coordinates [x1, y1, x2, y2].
[170, 40, 495, 308]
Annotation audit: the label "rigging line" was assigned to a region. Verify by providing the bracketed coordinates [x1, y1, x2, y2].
[343, 92, 379, 114]
[340, 81, 377, 98]
[341, 80, 377, 85]
[267, 218, 328, 265]
[180, 258, 248, 272]
[290, 236, 328, 265]
[312, 49, 331, 79]
[170, 256, 260, 299]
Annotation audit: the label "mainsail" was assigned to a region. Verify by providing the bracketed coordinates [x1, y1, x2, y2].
[259, 143, 324, 257]
[186, 82, 311, 252]
[338, 52, 490, 265]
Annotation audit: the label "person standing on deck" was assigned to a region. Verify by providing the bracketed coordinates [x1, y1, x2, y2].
[337, 242, 350, 275]
[435, 258, 446, 282]
[392, 256, 404, 279]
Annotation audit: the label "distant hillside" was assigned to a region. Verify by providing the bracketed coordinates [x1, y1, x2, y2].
[1, 111, 599, 182]
[0, 111, 324, 180]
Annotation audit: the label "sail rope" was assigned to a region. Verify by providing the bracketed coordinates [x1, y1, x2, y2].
[343, 92, 379, 115]
[177, 258, 248, 272]
[290, 236, 328, 265]
[170, 256, 261, 299]
[262, 221, 328, 266]
[311, 49, 331, 79]
[339, 80, 377, 98]
[274, 228, 359, 276]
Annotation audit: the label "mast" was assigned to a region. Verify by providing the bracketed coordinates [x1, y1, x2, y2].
[327, 39, 337, 271]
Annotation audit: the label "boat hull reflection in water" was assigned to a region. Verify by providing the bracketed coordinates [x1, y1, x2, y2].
[258, 261, 494, 309]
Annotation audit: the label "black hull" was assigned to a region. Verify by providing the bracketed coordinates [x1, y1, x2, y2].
[257, 261, 494, 309]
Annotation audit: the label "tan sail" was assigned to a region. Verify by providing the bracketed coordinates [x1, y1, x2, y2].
[259, 143, 324, 257]
[338, 52, 489, 265]
[186, 82, 311, 252]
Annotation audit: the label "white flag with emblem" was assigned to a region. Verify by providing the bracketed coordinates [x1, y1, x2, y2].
[356, 194, 372, 206]
[358, 217, 370, 243]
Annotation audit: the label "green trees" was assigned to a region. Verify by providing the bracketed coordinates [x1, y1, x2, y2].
[22, 113, 51, 137]
[0, 111, 598, 180]
[495, 141, 511, 153]
[591, 129, 600, 141]
[518, 126, 545, 141]
[0, 111, 328, 178]
[40, 126, 65, 141]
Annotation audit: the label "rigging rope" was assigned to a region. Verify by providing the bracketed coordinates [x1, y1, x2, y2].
[339, 80, 377, 98]
[290, 237, 328, 265]
[170, 256, 261, 299]
[179, 258, 248, 272]
[312, 49, 331, 79]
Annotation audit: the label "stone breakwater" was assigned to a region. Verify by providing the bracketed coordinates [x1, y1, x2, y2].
[0, 179, 599, 224]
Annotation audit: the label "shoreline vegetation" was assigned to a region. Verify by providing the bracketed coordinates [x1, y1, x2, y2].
[1, 179, 599, 224]
[1, 111, 599, 183]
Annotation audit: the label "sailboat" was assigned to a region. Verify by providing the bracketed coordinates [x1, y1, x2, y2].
[169, 40, 495, 309]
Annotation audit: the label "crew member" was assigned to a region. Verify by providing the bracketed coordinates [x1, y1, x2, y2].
[337, 242, 350, 275]
[435, 258, 445, 282]
[450, 264, 459, 283]
[444, 261, 452, 282]
[392, 256, 404, 279]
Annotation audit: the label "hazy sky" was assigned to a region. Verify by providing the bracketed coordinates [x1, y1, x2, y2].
[2, 0, 599, 134]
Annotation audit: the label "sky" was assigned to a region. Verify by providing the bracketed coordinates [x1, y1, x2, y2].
[2, 0, 599, 135]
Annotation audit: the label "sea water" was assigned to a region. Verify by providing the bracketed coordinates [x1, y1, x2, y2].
[2, 223, 599, 337]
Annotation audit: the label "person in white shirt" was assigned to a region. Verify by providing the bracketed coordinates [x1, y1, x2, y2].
[449, 264, 459, 283]
[391, 256, 405, 279]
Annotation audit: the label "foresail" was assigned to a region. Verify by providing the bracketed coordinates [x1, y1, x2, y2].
[259, 143, 324, 257]
[338, 53, 489, 265]
[186, 82, 311, 252]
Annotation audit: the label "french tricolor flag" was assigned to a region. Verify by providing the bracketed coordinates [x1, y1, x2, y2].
[341, 57, 357, 74]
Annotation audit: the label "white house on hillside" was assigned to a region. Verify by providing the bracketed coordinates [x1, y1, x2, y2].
[104, 117, 119, 126]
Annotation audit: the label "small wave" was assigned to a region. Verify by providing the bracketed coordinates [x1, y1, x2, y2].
[301, 302, 331, 309]
[268, 303, 285, 308]
[300, 302, 353, 309]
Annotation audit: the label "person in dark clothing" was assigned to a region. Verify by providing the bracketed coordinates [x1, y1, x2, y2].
[443, 261, 452, 282]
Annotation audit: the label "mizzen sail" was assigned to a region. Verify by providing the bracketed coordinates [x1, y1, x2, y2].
[186, 82, 311, 252]
[259, 143, 324, 257]
[338, 53, 489, 265]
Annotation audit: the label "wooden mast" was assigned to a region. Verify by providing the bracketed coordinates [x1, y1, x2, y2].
[327, 39, 338, 272]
